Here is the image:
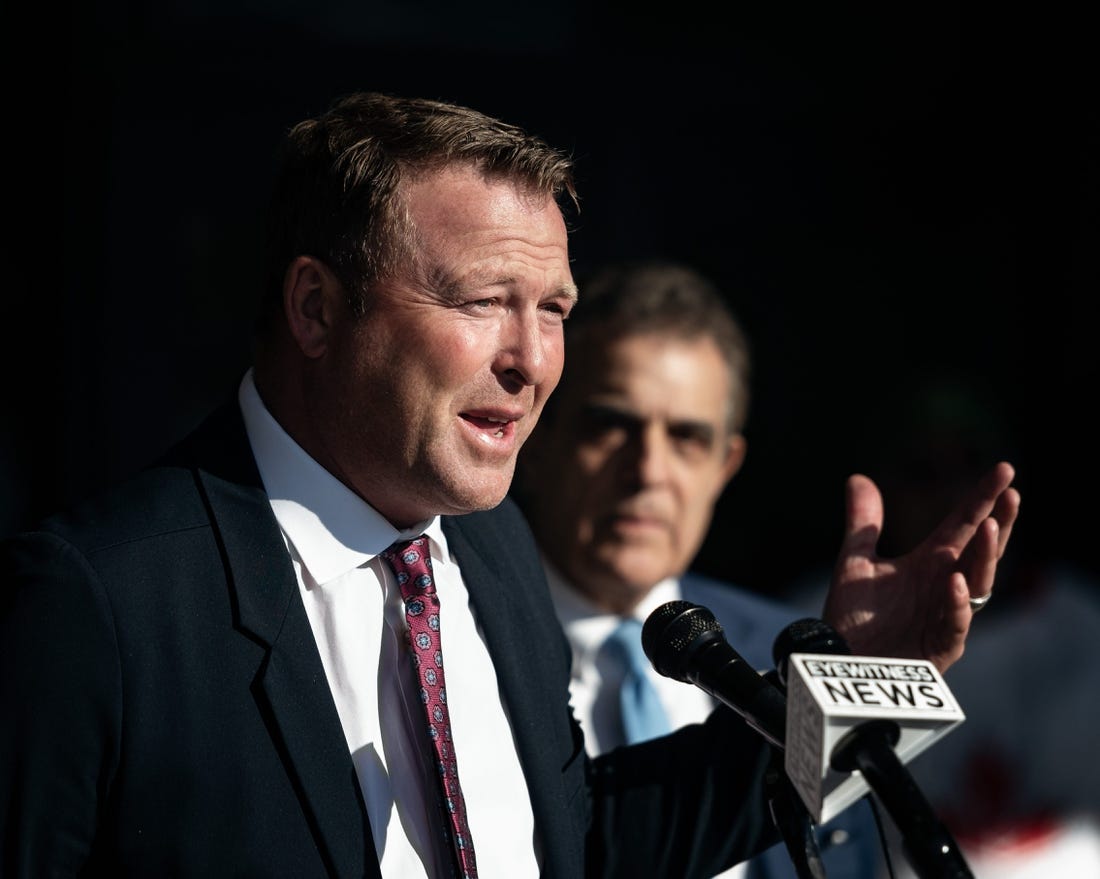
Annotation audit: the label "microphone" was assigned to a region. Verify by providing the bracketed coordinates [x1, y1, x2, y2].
[643, 601, 828, 878]
[775, 618, 974, 879]
[772, 617, 851, 689]
[641, 600, 787, 750]
[773, 618, 965, 825]
[644, 603, 974, 878]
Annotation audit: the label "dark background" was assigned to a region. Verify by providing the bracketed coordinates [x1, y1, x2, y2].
[4, 3, 1097, 599]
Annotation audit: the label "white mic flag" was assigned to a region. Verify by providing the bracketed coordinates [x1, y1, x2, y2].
[784, 653, 965, 823]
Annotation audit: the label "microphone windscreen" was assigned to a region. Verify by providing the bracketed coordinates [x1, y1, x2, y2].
[772, 618, 851, 687]
[641, 600, 724, 682]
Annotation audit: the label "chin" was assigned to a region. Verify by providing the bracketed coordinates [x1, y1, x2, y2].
[440, 482, 512, 515]
[425, 456, 515, 514]
[600, 555, 672, 594]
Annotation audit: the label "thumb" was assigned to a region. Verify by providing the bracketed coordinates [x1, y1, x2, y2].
[840, 473, 885, 562]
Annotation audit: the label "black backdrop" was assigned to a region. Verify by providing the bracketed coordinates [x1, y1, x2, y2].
[4, 3, 1096, 598]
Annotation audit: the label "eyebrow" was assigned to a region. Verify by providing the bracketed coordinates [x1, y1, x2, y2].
[579, 401, 716, 441]
[436, 272, 578, 306]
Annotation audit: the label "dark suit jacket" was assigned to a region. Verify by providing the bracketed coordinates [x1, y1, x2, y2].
[682, 574, 880, 879]
[1, 400, 777, 878]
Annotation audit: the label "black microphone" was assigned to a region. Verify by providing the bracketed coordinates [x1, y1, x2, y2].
[641, 600, 787, 750]
[772, 616, 852, 688]
[643, 601, 828, 878]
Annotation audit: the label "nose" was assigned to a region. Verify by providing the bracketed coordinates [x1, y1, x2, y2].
[495, 309, 554, 390]
[625, 422, 672, 488]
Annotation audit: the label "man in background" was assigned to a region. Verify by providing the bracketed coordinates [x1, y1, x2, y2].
[515, 260, 883, 878]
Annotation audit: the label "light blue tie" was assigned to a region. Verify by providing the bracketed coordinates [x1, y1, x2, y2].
[605, 617, 672, 744]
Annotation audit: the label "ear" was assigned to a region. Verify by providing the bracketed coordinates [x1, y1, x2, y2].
[719, 433, 748, 487]
[282, 255, 343, 359]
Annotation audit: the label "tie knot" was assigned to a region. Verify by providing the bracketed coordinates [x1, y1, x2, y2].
[605, 617, 648, 673]
[380, 535, 436, 601]
[605, 616, 670, 744]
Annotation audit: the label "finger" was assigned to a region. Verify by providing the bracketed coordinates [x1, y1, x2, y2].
[932, 461, 1016, 551]
[917, 572, 971, 673]
[933, 572, 973, 673]
[840, 473, 884, 561]
[990, 486, 1021, 559]
[960, 516, 1000, 599]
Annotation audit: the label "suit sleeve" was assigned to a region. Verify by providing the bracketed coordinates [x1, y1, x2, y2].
[585, 703, 780, 878]
[0, 531, 121, 878]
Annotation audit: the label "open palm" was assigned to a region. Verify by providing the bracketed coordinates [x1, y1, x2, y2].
[823, 461, 1020, 672]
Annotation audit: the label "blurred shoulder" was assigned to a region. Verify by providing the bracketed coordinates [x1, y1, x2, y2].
[681, 571, 806, 670]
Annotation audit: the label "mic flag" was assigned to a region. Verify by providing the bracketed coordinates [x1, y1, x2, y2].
[784, 650, 964, 823]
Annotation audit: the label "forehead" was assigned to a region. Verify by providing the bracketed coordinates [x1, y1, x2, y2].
[401, 165, 572, 276]
[570, 332, 732, 424]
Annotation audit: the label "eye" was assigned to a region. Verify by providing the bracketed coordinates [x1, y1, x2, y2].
[540, 296, 574, 321]
[670, 424, 711, 445]
[668, 423, 715, 458]
[577, 404, 638, 444]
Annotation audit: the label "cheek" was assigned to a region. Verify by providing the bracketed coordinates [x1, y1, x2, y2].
[676, 503, 714, 548]
[542, 332, 565, 385]
[675, 465, 728, 530]
[415, 321, 489, 383]
[394, 346, 485, 420]
[550, 454, 610, 524]
[425, 340, 482, 387]
[575, 443, 617, 480]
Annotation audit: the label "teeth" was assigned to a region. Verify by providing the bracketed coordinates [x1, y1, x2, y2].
[487, 416, 507, 423]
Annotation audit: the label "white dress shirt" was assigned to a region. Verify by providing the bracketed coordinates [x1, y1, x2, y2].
[239, 370, 540, 877]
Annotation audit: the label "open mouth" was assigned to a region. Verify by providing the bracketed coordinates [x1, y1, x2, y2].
[461, 413, 514, 440]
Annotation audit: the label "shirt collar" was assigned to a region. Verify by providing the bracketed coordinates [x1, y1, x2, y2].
[237, 369, 448, 584]
[542, 557, 683, 662]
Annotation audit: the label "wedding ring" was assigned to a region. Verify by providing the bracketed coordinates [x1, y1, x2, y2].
[968, 592, 992, 613]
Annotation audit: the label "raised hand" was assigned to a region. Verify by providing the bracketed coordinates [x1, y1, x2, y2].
[822, 461, 1020, 672]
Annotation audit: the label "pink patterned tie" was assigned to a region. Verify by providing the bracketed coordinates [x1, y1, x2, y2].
[381, 536, 479, 879]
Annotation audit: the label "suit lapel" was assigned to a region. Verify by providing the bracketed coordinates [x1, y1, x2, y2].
[442, 512, 565, 750]
[182, 402, 377, 878]
[443, 509, 584, 878]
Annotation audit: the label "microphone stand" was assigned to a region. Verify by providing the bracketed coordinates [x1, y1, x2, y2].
[831, 720, 973, 879]
[774, 617, 974, 879]
[763, 745, 827, 879]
